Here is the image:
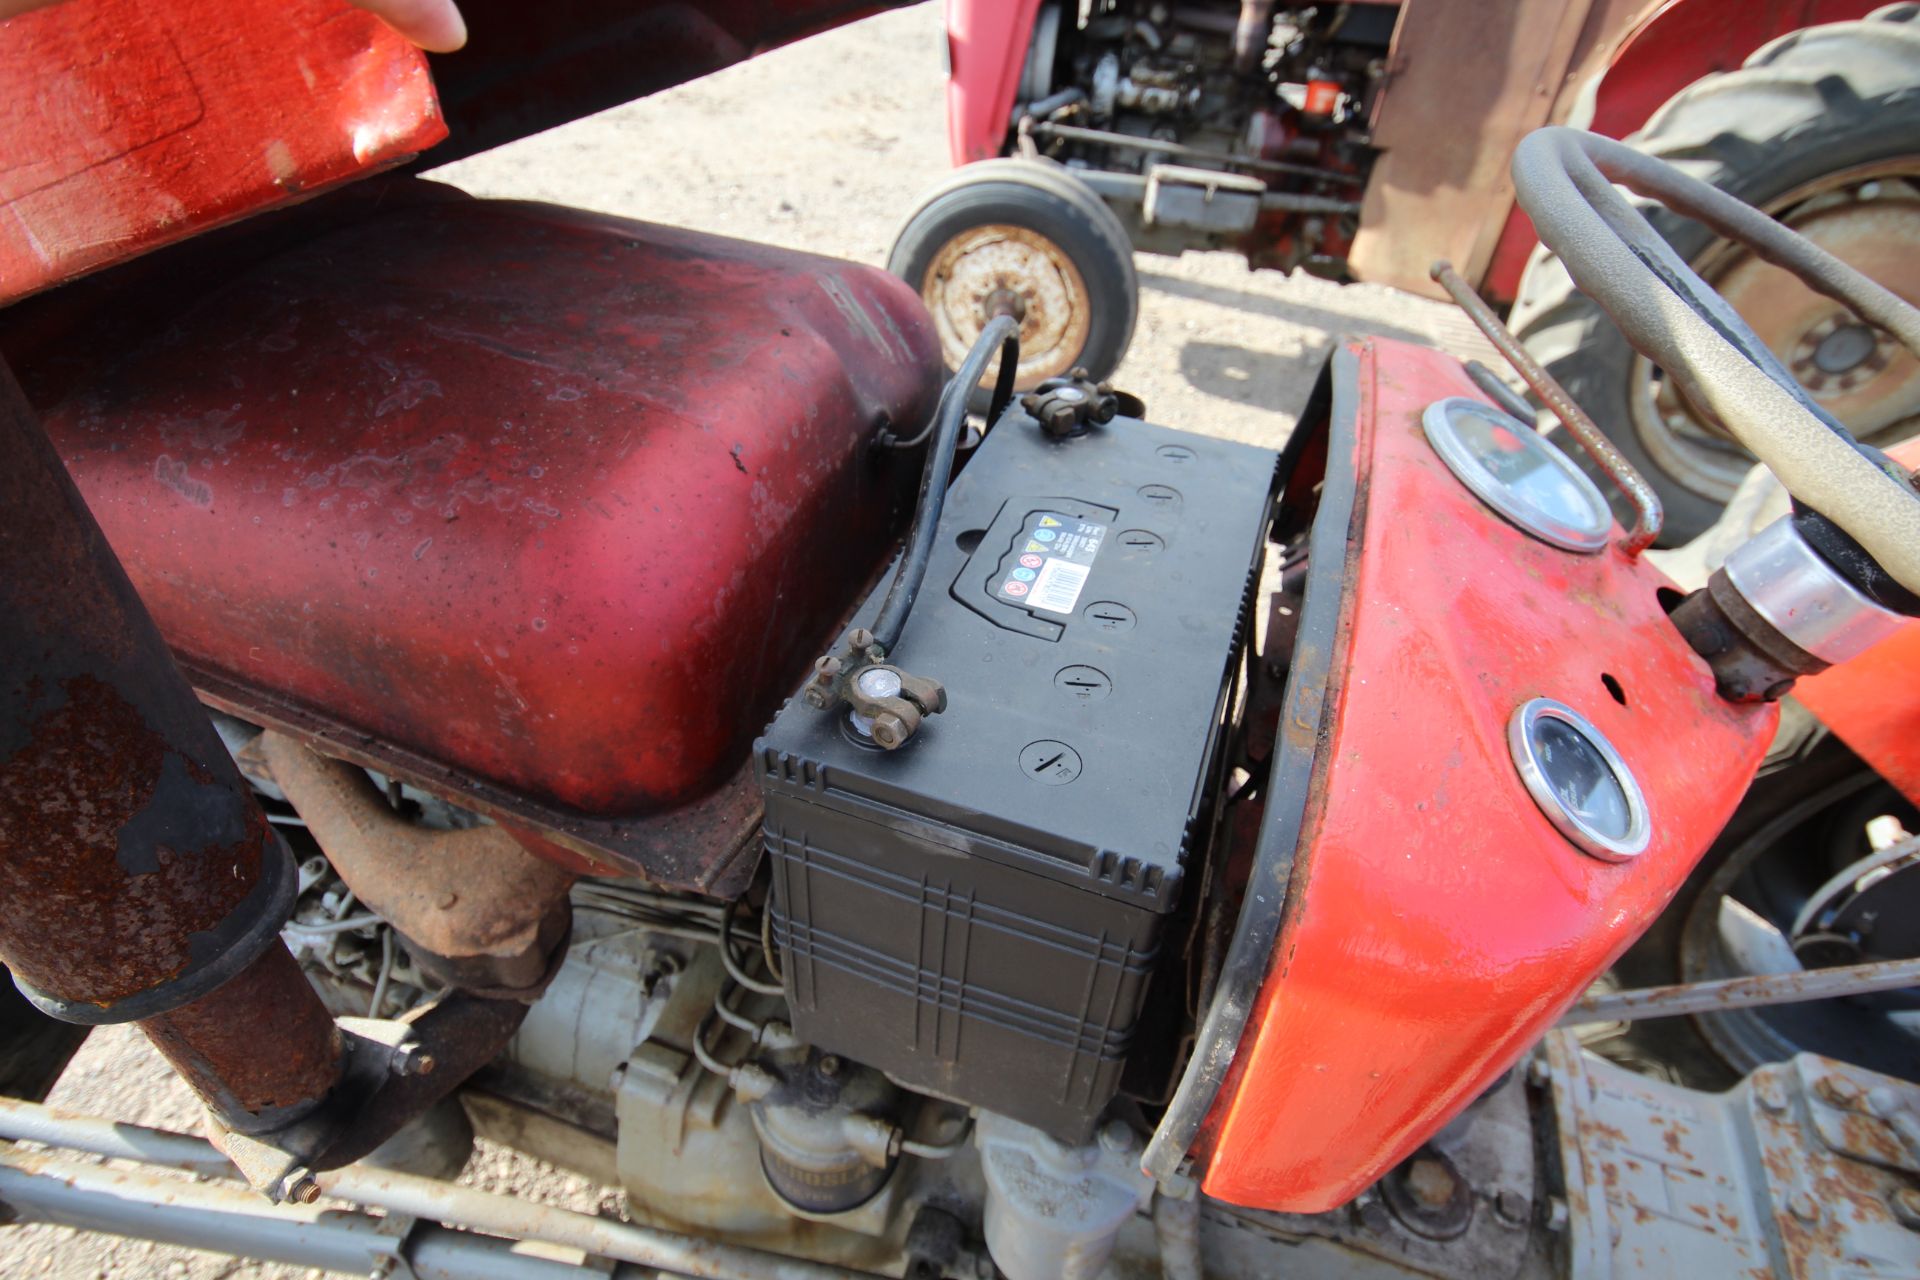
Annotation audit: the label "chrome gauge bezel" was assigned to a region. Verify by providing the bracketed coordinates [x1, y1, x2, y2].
[1508, 697, 1650, 863]
[1421, 397, 1612, 553]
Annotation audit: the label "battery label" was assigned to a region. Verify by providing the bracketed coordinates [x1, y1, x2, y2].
[995, 511, 1105, 614]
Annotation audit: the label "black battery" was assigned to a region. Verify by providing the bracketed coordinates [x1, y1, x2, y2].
[757, 407, 1276, 1141]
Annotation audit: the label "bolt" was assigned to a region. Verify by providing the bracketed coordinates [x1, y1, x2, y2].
[1406, 1156, 1458, 1208]
[1754, 1074, 1791, 1113]
[1495, 1189, 1530, 1226]
[1891, 1188, 1920, 1230]
[818, 1054, 843, 1079]
[645, 952, 683, 993]
[1546, 1197, 1570, 1233]
[1098, 1120, 1138, 1156]
[1788, 1190, 1821, 1224]
[281, 1169, 322, 1204]
[1815, 1075, 1862, 1109]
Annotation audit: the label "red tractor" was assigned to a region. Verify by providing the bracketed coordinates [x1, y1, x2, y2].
[1, 3, 1919, 1279]
[892, 0, 1920, 540]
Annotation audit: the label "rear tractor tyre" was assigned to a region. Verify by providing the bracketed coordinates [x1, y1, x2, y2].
[1511, 4, 1920, 544]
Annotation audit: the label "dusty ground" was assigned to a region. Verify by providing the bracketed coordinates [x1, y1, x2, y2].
[5, 4, 1501, 1275]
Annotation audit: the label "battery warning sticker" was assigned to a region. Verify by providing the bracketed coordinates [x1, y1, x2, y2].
[995, 512, 1105, 615]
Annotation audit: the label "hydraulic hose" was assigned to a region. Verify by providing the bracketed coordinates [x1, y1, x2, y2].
[869, 314, 1020, 654]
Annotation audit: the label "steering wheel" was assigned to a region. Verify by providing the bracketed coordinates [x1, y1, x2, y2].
[1511, 127, 1920, 601]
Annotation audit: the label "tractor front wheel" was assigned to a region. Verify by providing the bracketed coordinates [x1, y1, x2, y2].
[889, 160, 1139, 404]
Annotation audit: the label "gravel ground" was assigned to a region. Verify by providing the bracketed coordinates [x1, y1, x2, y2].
[5, 4, 1501, 1275]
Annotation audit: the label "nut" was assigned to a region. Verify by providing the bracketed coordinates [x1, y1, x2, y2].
[1815, 1075, 1862, 1109]
[869, 711, 909, 749]
[392, 1042, 436, 1078]
[1494, 1189, 1530, 1226]
[280, 1169, 322, 1205]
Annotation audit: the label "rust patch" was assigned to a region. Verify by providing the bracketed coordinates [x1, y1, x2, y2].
[0, 672, 267, 1005]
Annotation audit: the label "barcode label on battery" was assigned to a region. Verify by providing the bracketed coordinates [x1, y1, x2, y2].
[1029, 558, 1091, 614]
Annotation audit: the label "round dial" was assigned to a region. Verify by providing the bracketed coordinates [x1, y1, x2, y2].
[1422, 397, 1613, 552]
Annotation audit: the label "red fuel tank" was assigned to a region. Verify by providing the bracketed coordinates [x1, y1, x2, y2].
[16, 188, 939, 885]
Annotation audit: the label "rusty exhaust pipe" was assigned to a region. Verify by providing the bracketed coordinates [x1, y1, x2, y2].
[256, 733, 574, 998]
[0, 364, 344, 1133]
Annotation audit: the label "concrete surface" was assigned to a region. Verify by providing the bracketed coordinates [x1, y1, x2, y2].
[3, 3, 1503, 1275]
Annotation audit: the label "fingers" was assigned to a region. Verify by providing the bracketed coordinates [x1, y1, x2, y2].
[350, 0, 467, 52]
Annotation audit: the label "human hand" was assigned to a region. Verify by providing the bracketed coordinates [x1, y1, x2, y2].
[348, 0, 465, 52]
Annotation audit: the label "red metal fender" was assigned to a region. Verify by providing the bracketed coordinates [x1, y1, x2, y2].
[1195, 338, 1775, 1210]
[0, 0, 444, 305]
[944, 0, 1046, 165]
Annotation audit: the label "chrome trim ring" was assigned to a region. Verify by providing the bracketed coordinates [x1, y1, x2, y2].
[1421, 397, 1612, 553]
[1508, 698, 1650, 863]
[1722, 516, 1906, 664]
